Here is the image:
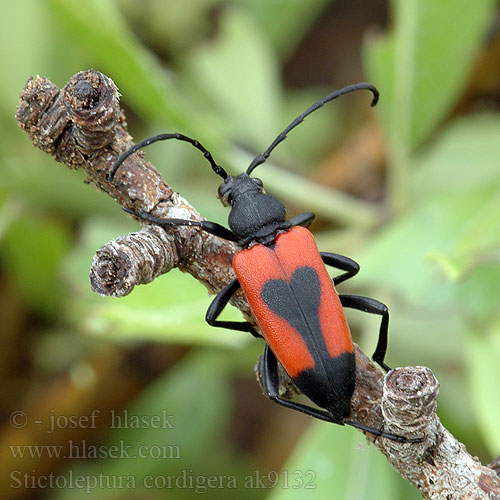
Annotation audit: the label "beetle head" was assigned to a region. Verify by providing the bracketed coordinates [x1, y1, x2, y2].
[217, 174, 286, 246]
[217, 173, 263, 207]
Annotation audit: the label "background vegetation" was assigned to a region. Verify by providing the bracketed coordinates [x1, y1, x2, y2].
[1, 1, 499, 499]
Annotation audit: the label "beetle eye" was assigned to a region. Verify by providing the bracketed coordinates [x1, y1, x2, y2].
[253, 177, 263, 188]
[217, 181, 233, 206]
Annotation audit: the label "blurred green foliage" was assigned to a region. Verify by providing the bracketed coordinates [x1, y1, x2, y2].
[1, 0, 499, 499]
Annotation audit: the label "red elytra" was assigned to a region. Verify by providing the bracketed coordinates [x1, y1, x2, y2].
[233, 226, 353, 378]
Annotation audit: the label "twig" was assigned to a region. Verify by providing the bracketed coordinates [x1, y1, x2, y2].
[16, 69, 500, 500]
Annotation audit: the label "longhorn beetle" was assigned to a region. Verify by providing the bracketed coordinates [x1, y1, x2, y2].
[108, 83, 420, 443]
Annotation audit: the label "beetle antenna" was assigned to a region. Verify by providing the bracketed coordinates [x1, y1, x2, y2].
[107, 132, 227, 182]
[246, 82, 379, 175]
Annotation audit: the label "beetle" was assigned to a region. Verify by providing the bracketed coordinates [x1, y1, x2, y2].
[108, 83, 418, 442]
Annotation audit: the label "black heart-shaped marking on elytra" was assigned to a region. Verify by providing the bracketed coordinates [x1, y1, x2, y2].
[261, 266, 356, 420]
[260, 266, 327, 358]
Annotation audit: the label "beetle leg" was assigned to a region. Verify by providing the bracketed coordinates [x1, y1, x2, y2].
[339, 294, 390, 371]
[206, 279, 261, 337]
[344, 419, 423, 443]
[320, 252, 360, 286]
[287, 212, 315, 228]
[122, 206, 238, 242]
[261, 344, 341, 423]
[261, 346, 422, 443]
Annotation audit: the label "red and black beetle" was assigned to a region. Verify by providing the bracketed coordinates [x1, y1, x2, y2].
[108, 83, 417, 442]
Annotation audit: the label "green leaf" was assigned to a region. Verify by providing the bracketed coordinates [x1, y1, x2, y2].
[269, 423, 420, 500]
[412, 115, 500, 280]
[1, 213, 71, 317]
[412, 114, 500, 196]
[365, 0, 496, 151]
[428, 192, 500, 281]
[466, 328, 500, 456]
[357, 193, 487, 303]
[232, 0, 331, 58]
[358, 113, 500, 299]
[118, 0, 221, 54]
[186, 7, 282, 150]
[0, 1, 55, 118]
[2, 154, 118, 219]
[455, 265, 500, 326]
[364, 0, 496, 210]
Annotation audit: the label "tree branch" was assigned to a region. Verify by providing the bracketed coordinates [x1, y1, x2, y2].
[16, 69, 500, 500]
